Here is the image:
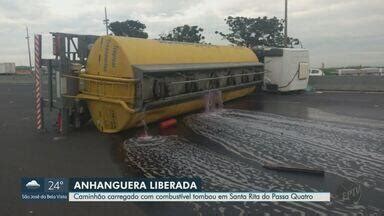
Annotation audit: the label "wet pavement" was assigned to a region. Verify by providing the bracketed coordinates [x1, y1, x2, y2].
[1, 83, 383, 215]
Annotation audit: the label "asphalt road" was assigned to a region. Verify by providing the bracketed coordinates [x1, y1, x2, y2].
[0, 82, 383, 215]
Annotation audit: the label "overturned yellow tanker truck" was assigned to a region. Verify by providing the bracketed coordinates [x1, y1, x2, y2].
[39, 33, 264, 133]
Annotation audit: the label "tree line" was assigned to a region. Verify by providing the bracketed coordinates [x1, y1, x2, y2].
[108, 16, 300, 48]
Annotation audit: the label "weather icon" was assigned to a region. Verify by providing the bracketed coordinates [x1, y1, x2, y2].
[25, 180, 40, 189]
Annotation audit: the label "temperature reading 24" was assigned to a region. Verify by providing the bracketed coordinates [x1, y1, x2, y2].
[48, 180, 64, 191]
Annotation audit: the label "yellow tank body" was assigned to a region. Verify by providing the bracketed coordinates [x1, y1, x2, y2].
[79, 36, 261, 133]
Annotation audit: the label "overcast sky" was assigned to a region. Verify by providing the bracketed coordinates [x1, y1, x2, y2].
[0, 0, 383, 67]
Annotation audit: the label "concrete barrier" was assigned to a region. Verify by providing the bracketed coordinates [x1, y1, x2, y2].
[309, 76, 384, 92]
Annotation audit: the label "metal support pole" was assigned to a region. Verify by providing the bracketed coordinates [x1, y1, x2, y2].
[48, 60, 53, 111]
[284, 0, 288, 47]
[103, 7, 109, 35]
[25, 27, 33, 73]
[34, 34, 44, 131]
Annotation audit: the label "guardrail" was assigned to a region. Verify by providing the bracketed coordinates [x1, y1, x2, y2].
[309, 76, 384, 92]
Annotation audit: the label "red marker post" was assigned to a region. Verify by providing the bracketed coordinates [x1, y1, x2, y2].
[34, 34, 43, 131]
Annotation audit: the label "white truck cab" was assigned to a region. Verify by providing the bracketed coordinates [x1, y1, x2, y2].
[253, 47, 310, 92]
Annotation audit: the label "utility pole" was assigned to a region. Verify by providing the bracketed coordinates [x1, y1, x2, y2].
[103, 7, 109, 35]
[25, 26, 33, 73]
[284, 0, 288, 47]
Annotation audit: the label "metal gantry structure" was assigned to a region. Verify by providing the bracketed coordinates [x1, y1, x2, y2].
[37, 32, 99, 133]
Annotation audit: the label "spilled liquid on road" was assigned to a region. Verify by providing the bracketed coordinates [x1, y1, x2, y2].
[185, 110, 384, 193]
[123, 109, 383, 215]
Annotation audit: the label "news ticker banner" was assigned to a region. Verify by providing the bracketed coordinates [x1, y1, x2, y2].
[21, 177, 330, 202]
